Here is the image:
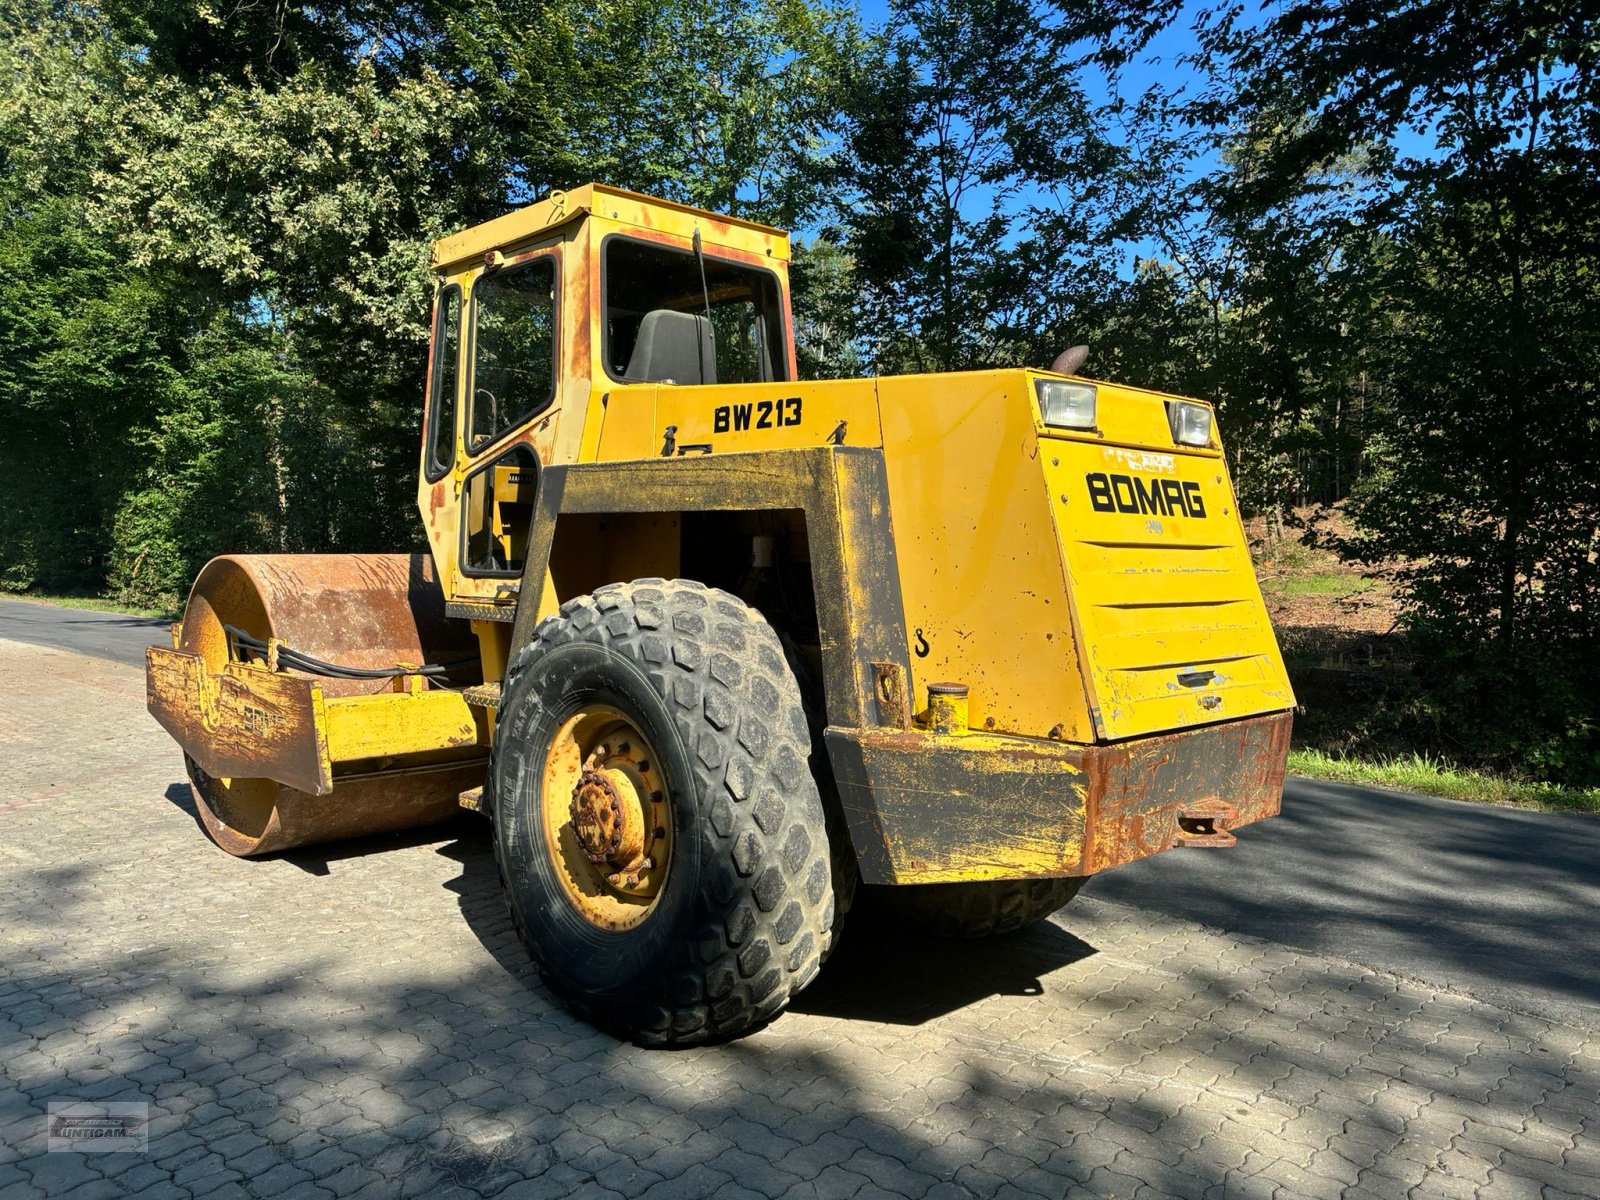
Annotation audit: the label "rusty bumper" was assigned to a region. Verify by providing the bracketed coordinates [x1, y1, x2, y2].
[147, 645, 489, 795]
[824, 711, 1292, 885]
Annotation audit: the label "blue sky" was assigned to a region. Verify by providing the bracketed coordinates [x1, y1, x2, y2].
[845, 0, 1443, 161]
[805, 0, 1226, 268]
[849, 0, 1221, 120]
[817, 0, 1442, 261]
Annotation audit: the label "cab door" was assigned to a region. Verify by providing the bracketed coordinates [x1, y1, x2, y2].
[419, 243, 564, 605]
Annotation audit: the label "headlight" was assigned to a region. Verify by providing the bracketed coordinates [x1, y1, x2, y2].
[1167, 400, 1213, 447]
[1036, 379, 1097, 430]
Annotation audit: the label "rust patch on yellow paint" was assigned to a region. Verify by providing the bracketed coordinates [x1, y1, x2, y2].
[147, 552, 491, 855]
[148, 646, 332, 795]
[825, 711, 1291, 885]
[1077, 709, 1291, 873]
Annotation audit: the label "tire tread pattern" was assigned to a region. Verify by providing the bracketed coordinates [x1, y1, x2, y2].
[877, 877, 1085, 939]
[494, 579, 834, 1045]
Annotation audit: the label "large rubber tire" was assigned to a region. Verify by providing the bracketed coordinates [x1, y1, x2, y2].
[490, 579, 836, 1045]
[772, 629, 858, 954]
[873, 877, 1086, 939]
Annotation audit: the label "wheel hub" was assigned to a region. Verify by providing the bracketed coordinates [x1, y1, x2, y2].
[546, 720, 670, 924]
[570, 766, 646, 867]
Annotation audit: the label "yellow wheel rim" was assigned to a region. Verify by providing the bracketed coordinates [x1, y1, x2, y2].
[541, 705, 673, 931]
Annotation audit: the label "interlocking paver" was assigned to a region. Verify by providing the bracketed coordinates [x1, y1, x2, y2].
[632, 1163, 735, 1200]
[3, 635, 1598, 1200]
[1478, 1168, 1546, 1198]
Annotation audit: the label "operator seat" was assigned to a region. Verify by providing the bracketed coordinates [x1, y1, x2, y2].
[623, 310, 717, 385]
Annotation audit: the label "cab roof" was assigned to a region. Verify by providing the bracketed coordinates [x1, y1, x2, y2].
[430, 183, 792, 271]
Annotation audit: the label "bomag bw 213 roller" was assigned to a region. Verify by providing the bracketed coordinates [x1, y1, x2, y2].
[148, 184, 1295, 1045]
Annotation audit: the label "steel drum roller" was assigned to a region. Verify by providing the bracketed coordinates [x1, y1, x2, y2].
[176, 554, 482, 857]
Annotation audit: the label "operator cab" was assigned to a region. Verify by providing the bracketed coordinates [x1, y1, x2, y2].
[419, 185, 799, 607]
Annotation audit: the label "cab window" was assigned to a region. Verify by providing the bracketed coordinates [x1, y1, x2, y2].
[604, 238, 786, 384]
[424, 285, 461, 480]
[470, 258, 557, 453]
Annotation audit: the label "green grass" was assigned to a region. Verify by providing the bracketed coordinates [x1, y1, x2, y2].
[1252, 538, 1327, 573]
[0, 591, 175, 619]
[1289, 748, 1600, 814]
[1262, 572, 1373, 598]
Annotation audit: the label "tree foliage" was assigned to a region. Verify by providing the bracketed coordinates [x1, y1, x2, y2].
[442, 0, 860, 225]
[0, 0, 858, 606]
[1259, 1, 1600, 781]
[0, 0, 1595, 782]
[836, 0, 1129, 372]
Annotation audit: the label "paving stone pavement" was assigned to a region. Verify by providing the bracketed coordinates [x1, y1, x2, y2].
[2, 635, 1597, 1200]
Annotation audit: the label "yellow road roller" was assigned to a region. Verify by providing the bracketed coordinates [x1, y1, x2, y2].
[148, 184, 1295, 1045]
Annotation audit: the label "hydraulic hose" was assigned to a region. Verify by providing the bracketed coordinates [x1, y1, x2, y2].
[223, 625, 454, 679]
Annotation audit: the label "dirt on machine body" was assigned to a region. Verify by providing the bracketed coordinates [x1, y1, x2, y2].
[148, 184, 1295, 1044]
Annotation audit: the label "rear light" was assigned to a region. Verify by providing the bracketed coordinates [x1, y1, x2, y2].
[1167, 400, 1214, 447]
[1036, 379, 1098, 430]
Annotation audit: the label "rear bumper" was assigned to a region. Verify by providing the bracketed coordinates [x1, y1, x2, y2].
[824, 710, 1292, 885]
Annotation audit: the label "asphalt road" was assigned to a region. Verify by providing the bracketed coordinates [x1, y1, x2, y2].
[8, 594, 1597, 1030]
[0, 596, 169, 668]
[1087, 773, 1600, 1030]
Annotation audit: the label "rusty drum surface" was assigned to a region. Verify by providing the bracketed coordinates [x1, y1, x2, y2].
[175, 554, 482, 857]
[179, 553, 474, 695]
[184, 756, 483, 858]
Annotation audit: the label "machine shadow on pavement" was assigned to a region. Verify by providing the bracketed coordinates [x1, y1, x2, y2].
[425, 817, 1103, 1032]
[788, 917, 1098, 1027]
[47, 774, 1584, 1198]
[164, 778, 1104, 1033]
